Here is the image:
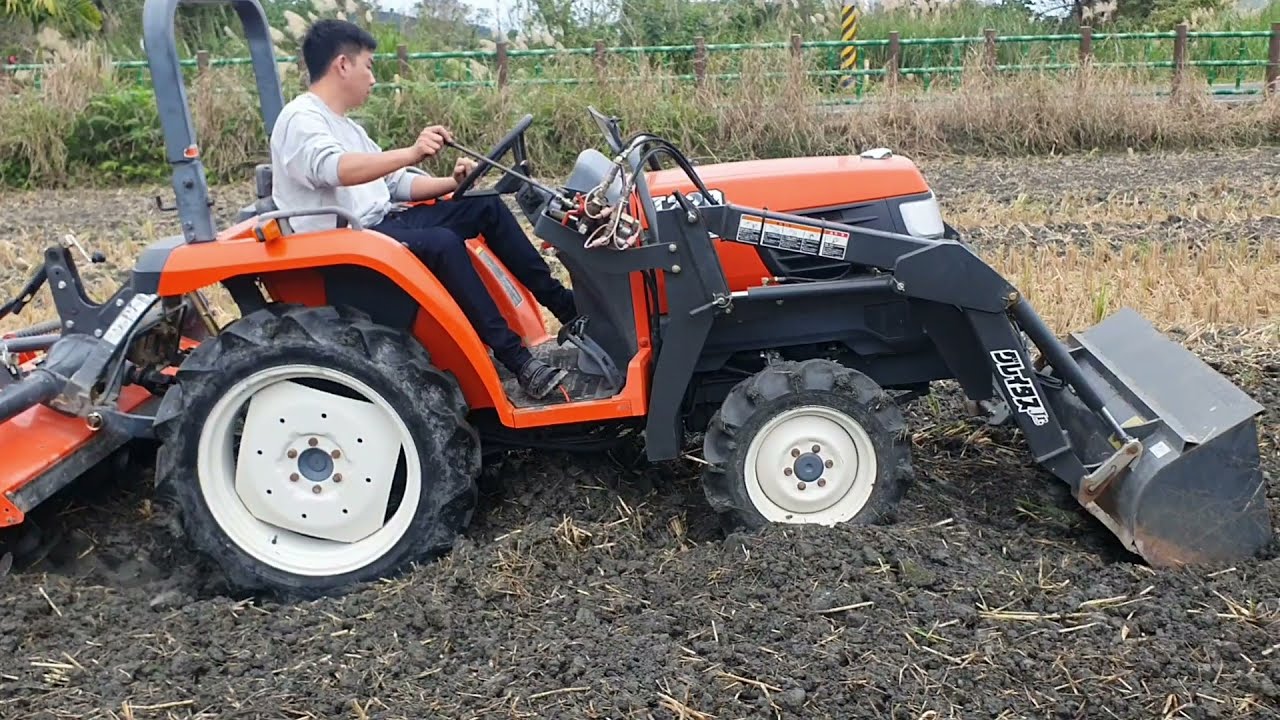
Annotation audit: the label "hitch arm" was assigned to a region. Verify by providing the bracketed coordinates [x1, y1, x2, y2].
[0, 265, 49, 322]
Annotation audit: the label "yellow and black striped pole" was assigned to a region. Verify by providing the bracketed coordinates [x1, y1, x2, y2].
[839, 2, 859, 89]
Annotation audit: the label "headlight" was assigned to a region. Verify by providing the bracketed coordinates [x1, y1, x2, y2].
[899, 194, 946, 238]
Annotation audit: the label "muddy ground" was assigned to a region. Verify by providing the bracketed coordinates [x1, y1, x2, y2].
[1, 149, 1278, 719]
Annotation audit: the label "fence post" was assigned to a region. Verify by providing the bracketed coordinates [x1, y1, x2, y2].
[1079, 26, 1092, 66]
[397, 44, 409, 78]
[1173, 22, 1188, 96]
[496, 41, 508, 88]
[1267, 22, 1279, 97]
[984, 28, 997, 73]
[791, 32, 803, 60]
[694, 36, 707, 87]
[594, 39, 606, 84]
[196, 50, 209, 77]
[887, 30, 900, 86]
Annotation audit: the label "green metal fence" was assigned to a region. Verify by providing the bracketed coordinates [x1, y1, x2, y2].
[6, 23, 1279, 99]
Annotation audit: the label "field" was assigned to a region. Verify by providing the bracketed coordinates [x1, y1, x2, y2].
[1, 147, 1278, 718]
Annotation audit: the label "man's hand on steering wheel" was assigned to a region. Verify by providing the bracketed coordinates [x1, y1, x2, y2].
[451, 156, 478, 187]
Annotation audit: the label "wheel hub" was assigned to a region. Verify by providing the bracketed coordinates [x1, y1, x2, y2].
[297, 447, 334, 482]
[228, 379, 404, 545]
[744, 405, 878, 523]
[793, 452, 825, 482]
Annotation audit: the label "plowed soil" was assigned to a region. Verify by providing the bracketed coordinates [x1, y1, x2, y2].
[1, 149, 1278, 719]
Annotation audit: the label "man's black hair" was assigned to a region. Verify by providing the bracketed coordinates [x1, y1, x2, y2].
[302, 19, 377, 81]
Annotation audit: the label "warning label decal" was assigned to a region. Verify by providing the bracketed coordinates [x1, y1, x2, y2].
[820, 229, 849, 259]
[736, 214, 763, 245]
[732, 211, 853, 262]
[761, 218, 823, 254]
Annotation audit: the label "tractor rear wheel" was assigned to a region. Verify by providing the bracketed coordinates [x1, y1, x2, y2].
[153, 304, 481, 598]
[701, 359, 913, 532]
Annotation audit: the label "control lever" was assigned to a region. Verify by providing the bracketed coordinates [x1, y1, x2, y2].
[62, 234, 105, 264]
[444, 139, 572, 204]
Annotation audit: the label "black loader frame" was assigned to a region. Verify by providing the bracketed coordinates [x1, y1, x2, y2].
[521, 137, 1272, 566]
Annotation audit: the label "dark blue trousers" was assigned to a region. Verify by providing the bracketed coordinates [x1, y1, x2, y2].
[371, 194, 576, 373]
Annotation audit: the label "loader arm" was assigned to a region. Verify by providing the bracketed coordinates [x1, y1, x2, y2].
[693, 202, 1120, 482]
[547, 189, 1269, 567]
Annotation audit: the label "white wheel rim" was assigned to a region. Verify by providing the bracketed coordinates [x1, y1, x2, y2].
[196, 364, 422, 578]
[742, 405, 878, 524]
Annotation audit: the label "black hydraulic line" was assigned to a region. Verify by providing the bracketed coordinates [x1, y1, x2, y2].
[735, 276, 897, 303]
[2, 335, 61, 354]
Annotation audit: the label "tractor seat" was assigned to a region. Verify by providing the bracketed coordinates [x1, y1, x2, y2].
[234, 163, 293, 234]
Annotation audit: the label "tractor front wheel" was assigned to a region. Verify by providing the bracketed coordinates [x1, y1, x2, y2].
[701, 359, 913, 532]
[153, 304, 481, 599]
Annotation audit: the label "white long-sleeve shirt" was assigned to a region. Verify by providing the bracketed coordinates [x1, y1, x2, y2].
[268, 91, 417, 233]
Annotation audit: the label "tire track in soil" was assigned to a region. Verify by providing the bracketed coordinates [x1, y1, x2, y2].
[1, 342, 1275, 719]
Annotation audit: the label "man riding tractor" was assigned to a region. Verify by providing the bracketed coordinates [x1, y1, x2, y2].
[271, 19, 581, 400]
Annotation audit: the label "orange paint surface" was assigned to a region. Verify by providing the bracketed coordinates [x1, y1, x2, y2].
[0, 384, 154, 527]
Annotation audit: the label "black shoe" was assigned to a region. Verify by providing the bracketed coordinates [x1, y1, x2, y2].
[517, 357, 568, 400]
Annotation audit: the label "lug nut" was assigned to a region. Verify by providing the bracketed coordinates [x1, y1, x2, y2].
[784, 468, 793, 476]
[812, 444, 821, 454]
[817, 479, 827, 488]
[333, 473, 343, 483]
[290, 473, 299, 482]
[312, 485, 322, 495]
[331, 449, 341, 459]
[797, 482, 807, 491]
[287, 449, 298, 459]
[791, 448, 801, 458]
[825, 459, 834, 469]
[308, 437, 319, 447]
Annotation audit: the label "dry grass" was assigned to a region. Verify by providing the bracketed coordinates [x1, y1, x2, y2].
[2, 146, 1277, 345]
[943, 179, 1280, 228]
[990, 237, 1280, 334]
[3, 43, 1279, 189]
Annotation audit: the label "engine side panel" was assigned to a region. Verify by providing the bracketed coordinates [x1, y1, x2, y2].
[642, 155, 932, 290]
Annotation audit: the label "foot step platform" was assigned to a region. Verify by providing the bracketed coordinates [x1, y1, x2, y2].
[497, 341, 621, 408]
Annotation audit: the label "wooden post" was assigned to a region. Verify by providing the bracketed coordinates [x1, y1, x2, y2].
[887, 31, 900, 86]
[594, 39, 606, 84]
[196, 50, 209, 77]
[1079, 26, 1092, 65]
[984, 28, 997, 73]
[1267, 22, 1279, 97]
[693, 36, 707, 87]
[397, 44, 409, 78]
[1173, 22, 1188, 95]
[496, 41, 508, 87]
[791, 32, 803, 60]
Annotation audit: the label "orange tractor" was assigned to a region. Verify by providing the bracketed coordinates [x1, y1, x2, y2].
[0, 0, 1271, 597]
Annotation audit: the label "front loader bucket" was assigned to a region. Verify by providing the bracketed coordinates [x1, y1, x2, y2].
[1048, 308, 1273, 567]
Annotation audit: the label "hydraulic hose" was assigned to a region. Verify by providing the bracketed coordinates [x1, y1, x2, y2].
[2, 334, 60, 354]
[0, 370, 62, 425]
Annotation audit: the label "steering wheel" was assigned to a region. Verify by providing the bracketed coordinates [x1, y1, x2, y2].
[451, 114, 533, 197]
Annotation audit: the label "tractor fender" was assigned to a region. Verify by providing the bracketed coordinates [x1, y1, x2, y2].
[133, 228, 511, 419]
